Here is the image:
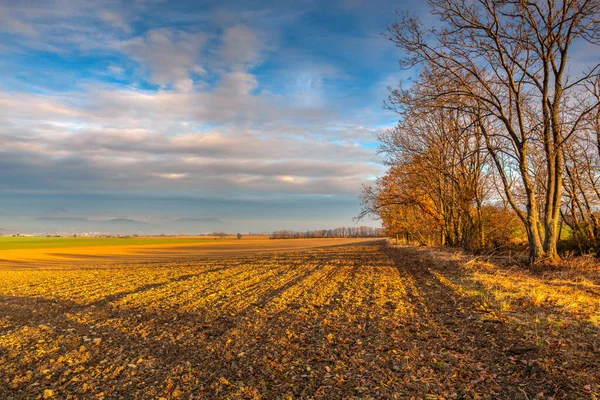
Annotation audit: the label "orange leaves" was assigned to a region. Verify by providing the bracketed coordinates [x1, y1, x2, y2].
[218, 377, 230, 386]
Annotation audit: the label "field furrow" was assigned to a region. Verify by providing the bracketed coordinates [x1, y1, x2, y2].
[0, 241, 598, 399]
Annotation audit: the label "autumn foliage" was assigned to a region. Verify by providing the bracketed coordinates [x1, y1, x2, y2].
[361, 0, 600, 263]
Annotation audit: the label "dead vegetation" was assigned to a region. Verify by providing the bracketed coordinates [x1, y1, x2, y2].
[0, 242, 598, 399]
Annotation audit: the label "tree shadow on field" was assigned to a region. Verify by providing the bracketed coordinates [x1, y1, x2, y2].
[2, 243, 598, 399]
[0, 248, 350, 399]
[0, 244, 394, 399]
[384, 245, 600, 399]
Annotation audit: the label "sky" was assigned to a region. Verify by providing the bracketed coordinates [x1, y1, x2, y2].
[0, 0, 427, 234]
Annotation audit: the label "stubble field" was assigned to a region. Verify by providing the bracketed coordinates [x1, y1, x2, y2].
[0, 239, 599, 399]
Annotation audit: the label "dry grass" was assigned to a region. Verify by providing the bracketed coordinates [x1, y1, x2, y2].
[427, 247, 600, 327]
[404, 245, 600, 397]
[0, 241, 598, 399]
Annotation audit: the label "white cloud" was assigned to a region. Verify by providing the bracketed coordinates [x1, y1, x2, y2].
[174, 78, 194, 93]
[98, 10, 131, 33]
[217, 25, 265, 69]
[151, 173, 189, 180]
[121, 28, 208, 85]
[107, 64, 126, 77]
[0, 82, 382, 198]
[0, 8, 37, 37]
[0, 1, 388, 207]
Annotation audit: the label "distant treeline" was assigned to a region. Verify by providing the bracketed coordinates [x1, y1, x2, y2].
[271, 226, 383, 239]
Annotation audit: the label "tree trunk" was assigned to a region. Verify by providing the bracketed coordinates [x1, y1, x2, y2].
[526, 202, 546, 264]
[527, 225, 545, 264]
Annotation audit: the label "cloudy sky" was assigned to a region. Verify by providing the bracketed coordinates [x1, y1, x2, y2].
[0, 0, 425, 234]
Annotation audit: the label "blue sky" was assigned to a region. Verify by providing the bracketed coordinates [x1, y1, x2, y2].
[0, 0, 426, 234]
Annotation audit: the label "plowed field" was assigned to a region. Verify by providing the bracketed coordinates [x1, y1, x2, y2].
[0, 242, 598, 398]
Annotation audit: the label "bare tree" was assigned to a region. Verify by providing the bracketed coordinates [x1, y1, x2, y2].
[360, 70, 490, 249]
[385, 0, 600, 262]
[562, 77, 600, 247]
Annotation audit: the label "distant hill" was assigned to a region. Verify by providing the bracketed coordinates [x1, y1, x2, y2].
[104, 218, 147, 226]
[35, 209, 91, 227]
[13, 213, 226, 235]
[32, 216, 92, 233]
[94, 211, 128, 219]
[35, 216, 90, 222]
[0, 227, 17, 235]
[101, 218, 150, 235]
[174, 217, 223, 224]
[40, 208, 71, 217]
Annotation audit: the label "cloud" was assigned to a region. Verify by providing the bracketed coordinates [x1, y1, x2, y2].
[0, 83, 382, 201]
[152, 173, 189, 180]
[0, 91, 82, 119]
[98, 10, 132, 33]
[0, 8, 37, 37]
[0, 0, 403, 231]
[217, 24, 266, 68]
[121, 28, 208, 85]
[107, 64, 126, 77]
[286, 63, 349, 107]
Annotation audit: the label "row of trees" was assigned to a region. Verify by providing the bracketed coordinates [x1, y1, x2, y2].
[271, 226, 384, 239]
[361, 0, 600, 263]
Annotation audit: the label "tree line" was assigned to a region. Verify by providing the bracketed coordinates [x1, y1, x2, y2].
[271, 227, 384, 239]
[360, 0, 600, 263]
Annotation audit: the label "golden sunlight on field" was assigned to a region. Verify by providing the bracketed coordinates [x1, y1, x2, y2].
[0, 242, 599, 398]
[0, 237, 372, 268]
